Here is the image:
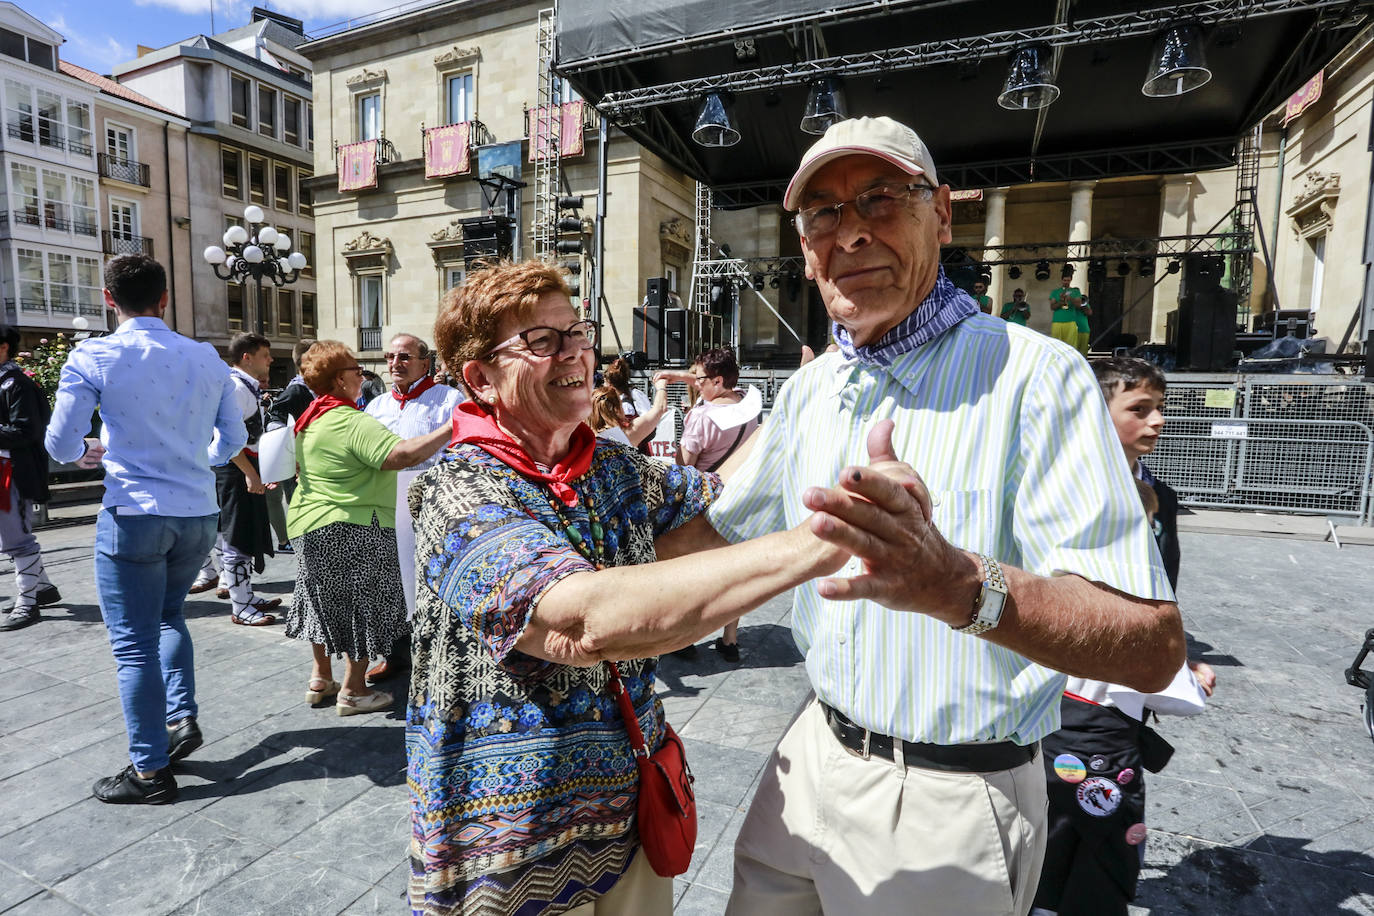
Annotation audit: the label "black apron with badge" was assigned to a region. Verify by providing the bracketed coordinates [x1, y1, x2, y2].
[215, 374, 274, 567]
[1032, 694, 1173, 916]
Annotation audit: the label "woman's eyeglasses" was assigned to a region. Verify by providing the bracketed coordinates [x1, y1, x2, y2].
[487, 320, 597, 358]
[794, 182, 935, 240]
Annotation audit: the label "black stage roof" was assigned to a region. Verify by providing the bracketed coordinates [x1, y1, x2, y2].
[557, 0, 1372, 207]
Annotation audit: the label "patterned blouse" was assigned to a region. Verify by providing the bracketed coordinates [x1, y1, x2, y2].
[405, 440, 720, 916]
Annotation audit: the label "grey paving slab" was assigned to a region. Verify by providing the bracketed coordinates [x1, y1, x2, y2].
[336, 861, 410, 916]
[0, 861, 46, 912]
[0, 757, 95, 838]
[167, 851, 375, 916]
[3, 891, 89, 916]
[51, 813, 273, 916]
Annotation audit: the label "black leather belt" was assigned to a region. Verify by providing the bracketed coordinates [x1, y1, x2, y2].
[820, 702, 1038, 774]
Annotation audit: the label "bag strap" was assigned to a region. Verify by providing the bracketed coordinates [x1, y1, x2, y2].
[605, 662, 649, 757]
[704, 422, 749, 473]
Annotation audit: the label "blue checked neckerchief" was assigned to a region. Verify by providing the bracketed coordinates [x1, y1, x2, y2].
[831, 266, 979, 367]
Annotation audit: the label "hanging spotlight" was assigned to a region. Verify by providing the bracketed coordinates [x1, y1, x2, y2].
[769, 274, 781, 289]
[800, 77, 847, 135]
[751, 272, 765, 291]
[1088, 259, 1106, 280]
[1142, 24, 1212, 98]
[1008, 265, 1022, 280]
[998, 45, 1060, 111]
[1138, 258, 1155, 278]
[1034, 259, 1051, 282]
[692, 93, 740, 147]
[1166, 259, 1181, 274]
[1116, 261, 1132, 277]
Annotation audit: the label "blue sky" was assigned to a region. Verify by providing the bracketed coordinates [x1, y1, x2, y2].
[45, 0, 394, 75]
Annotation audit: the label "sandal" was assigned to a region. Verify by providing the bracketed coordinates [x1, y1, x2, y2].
[336, 690, 393, 717]
[231, 607, 277, 626]
[305, 678, 341, 704]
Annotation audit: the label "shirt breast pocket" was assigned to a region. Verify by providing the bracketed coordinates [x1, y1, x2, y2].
[929, 489, 995, 556]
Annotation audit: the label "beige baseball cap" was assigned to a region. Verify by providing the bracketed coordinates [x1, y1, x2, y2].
[783, 116, 939, 211]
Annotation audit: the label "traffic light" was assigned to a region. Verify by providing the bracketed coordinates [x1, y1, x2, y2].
[554, 195, 586, 293]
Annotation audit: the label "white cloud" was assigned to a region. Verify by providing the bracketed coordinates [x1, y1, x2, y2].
[51, 14, 134, 75]
[132, 0, 408, 28]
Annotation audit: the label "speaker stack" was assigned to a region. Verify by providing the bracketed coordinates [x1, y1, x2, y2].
[1172, 254, 1236, 371]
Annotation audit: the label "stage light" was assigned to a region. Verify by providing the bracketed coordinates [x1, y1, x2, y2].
[1116, 261, 1131, 276]
[1143, 24, 1212, 98]
[800, 77, 847, 135]
[998, 45, 1060, 111]
[692, 93, 740, 147]
[1166, 259, 1181, 274]
[1008, 265, 1022, 280]
[1138, 259, 1155, 278]
[1034, 259, 1051, 282]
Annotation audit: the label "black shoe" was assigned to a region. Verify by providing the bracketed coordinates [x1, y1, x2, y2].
[36, 584, 61, 607]
[669, 644, 699, 660]
[92, 765, 178, 805]
[167, 717, 203, 763]
[276, 542, 294, 554]
[713, 638, 741, 663]
[0, 606, 37, 632]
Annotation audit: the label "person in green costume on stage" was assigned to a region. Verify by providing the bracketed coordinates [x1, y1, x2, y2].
[1049, 267, 1090, 354]
[1000, 288, 1030, 326]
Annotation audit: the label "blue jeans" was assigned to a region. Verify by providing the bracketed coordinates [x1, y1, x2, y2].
[94, 509, 217, 772]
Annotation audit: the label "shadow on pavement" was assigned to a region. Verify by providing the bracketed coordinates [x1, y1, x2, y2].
[656, 622, 803, 697]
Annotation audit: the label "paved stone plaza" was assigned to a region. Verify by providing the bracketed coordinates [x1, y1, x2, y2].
[2, 511, 1374, 914]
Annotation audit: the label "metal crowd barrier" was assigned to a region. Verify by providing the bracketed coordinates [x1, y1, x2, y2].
[1153, 375, 1374, 525]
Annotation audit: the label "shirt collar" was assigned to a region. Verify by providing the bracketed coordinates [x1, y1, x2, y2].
[229, 365, 260, 393]
[395, 376, 429, 396]
[830, 266, 978, 368]
[115, 315, 170, 334]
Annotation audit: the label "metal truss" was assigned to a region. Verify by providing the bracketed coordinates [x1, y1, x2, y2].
[696, 256, 805, 279]
[597, 0, 1358, 114]
[706, 137, 1241, 207]
[533, 8, 561, 260]
[947, 232, 1254, 266]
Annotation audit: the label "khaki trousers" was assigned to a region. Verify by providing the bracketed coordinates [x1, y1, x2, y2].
[563, 848, 673, 916]
[727, 697, 1048, 916]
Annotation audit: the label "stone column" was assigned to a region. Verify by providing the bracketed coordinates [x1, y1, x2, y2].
[1152, 175, 1194, 342]
[1068, 180, 1097, 267]
[983, 187, 1009, 308]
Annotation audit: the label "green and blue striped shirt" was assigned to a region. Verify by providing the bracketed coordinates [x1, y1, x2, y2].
[708, 312, 1173, 746]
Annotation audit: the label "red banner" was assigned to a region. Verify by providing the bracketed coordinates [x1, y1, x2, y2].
[1282, 70, 1323, 125]
[338, 140, 378, 192]
[528, 102, 587, 161]
[425, 122, 471, 179]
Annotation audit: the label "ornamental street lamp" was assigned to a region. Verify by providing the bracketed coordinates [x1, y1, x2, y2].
[202, 204, 308, 336]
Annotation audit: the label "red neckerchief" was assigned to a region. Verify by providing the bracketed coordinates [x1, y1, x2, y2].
[293, 394, 357, 435]
[449, 401, 594, 507]
[391, 375, 435, 409]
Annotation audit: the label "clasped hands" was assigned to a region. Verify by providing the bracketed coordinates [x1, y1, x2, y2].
[800, 419, 975, 626]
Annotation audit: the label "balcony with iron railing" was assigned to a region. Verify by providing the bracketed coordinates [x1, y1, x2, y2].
[5, 121, 31, 143]
[102, 230, 153, 257]
[12, 209, 40, 227]
[98, 153, 150, 187]
[359, 326, 382, 352]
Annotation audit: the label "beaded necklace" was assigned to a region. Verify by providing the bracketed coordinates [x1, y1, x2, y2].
[528, 462, 608, 570]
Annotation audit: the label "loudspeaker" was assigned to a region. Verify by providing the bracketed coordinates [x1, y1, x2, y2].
[1180, 253, 1224, 298]
[646, 277, 669, 309]
[1365, 332, 1374, 380]
[1175, 287, 1238, 371]
[633, 305, 664, 364]
[663, 307, 689, 364]
[461, 216, 514, 271]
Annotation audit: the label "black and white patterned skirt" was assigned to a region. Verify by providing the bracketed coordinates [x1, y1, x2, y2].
[286, 517, 408, 660]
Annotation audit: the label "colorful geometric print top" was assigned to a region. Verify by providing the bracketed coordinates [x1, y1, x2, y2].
[405, 440, 720, 916]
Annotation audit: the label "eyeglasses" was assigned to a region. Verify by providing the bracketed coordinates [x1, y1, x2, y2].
[794, 182, 935, 240]
[487, 320, 597, 358]
[342, 365, 364, 375]
[384, 352, 417, 363]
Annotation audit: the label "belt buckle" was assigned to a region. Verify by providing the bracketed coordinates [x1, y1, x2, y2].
[859, 728, 871, 760]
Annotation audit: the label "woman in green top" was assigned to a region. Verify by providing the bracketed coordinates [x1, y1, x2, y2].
[1049, 271, 1091, 354]
[285, 341, 450, 715]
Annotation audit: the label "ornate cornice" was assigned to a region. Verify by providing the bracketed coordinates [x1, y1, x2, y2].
[434, 46, 480, 68]
[342, 230, 393, 272]
[345, 67, 387, 87]
[1287, 170, 1340, 240]
[428, 219, 466, 266]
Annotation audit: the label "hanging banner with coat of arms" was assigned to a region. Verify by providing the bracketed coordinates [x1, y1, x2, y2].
[1282, 71, 1323, 125]
[425, 122, 472, 179]
[338, 140, 379, 192]
[527, 101, 588, 161]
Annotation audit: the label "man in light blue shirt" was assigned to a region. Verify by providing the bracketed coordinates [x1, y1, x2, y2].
[46, 253, 246, 805]
[697, 118, 1186, 915]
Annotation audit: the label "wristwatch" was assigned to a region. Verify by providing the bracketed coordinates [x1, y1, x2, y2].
[952, 554, 1008, 637]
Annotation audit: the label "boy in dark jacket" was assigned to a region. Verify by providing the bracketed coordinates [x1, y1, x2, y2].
[0, 324, 59, 630]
